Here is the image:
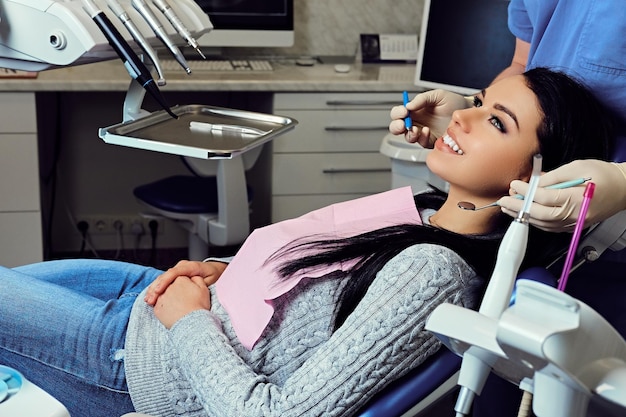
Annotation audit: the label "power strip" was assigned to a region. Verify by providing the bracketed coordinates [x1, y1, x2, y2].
[76, 215, 165, 235]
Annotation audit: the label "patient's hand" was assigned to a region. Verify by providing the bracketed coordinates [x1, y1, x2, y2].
[153, 275, 210, 329]
[144, 260, 227, 306]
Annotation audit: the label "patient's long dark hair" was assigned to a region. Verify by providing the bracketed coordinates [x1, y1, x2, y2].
[270, 68, 613, 330]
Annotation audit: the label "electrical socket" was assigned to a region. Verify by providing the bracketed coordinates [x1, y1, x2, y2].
[76, 215, 165, 235]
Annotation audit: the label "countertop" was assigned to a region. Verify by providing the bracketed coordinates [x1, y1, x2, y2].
[0, 59, 419, 93]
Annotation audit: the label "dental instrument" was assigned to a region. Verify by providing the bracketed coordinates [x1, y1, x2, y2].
[403, 91, 412, 130]
[81, 0, 177, 119]
[151, 0, 206, 59]
[457, 177, 592, 211]
[107, 0, 166, 86]
[131, 0, 191, 74]
[457, 200, 500, 211]
[557, 181, 595, 291]
[189, 121, 267, 136]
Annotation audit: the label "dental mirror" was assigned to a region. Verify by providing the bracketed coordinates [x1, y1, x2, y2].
[457, 201, 500, 211]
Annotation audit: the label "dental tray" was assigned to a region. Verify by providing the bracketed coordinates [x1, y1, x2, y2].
[99, 105, 298, 159]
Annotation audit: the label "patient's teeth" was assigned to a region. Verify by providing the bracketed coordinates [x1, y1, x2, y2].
[443, 134, 464, 155]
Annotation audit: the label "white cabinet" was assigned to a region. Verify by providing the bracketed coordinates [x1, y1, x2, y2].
[0, 93, 42, 266]
[271, 92, 398, 222]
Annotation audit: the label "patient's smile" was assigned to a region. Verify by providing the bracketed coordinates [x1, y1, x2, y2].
[442, 134, 464, 154]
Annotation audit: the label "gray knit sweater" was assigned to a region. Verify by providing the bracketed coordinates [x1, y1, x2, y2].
[124, 243, 482, 417]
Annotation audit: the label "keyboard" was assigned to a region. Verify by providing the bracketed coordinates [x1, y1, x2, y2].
[161, 59, 274, 72]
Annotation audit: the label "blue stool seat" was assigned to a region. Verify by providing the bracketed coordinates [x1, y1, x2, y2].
[133, 151, 263, 260]
[134, 175, 253, 214]
[134, 176, 220, 214]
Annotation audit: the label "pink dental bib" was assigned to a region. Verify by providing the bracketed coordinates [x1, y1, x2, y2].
[215, 186, 422, 350]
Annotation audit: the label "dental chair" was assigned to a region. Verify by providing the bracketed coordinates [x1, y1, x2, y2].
[133, 147, 262, 261]
[5, 176, 626, 417]
[126, 149, 626, 417]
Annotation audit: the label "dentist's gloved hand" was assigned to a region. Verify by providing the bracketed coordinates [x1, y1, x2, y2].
[499, 160, 626, 232]
[389, 89, 471, 148]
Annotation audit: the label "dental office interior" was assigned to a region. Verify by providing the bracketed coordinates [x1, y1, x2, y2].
[0, 0, 429, 269]
[2, 0, 626, 416]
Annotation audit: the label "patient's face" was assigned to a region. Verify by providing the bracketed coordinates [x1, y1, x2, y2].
[426, 75, 541, 199]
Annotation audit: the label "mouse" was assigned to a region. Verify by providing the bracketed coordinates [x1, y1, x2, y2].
[334, 64, 351, 73]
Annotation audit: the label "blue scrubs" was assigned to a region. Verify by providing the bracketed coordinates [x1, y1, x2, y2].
[509, 0, 626, 159]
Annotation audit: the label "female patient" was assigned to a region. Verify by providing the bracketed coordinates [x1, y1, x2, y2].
[0, 68, 612, 417]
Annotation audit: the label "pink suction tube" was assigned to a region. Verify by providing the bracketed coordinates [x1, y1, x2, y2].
[557, 182, 595, 291]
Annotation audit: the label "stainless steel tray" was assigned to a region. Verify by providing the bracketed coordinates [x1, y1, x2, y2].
[99, 104, 298, 159]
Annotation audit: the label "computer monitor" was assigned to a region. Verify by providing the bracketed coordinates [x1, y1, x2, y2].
[193, 0, 294, 48]
[415, 0, 515, 95]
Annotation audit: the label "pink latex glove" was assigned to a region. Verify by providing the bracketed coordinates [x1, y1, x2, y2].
[499, 160, 626, 232]
[389, 89, 471, 147]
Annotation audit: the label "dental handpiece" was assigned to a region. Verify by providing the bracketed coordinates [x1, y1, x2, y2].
[107, 0, 166, 85]
[82, 0, 177, 119]
[151, 0, 205, 59]
[518, 154, 543, 222]
[131, 0, 191, 74]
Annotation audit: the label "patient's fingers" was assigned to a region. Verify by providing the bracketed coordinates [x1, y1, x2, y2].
[145, 260, 227, 306]
[145, 260, 203, 305]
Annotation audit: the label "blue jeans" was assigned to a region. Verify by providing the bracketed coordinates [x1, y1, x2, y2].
[0, 259, 162, 417]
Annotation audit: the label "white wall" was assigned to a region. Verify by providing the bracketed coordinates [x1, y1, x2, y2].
[240, 0, 424, 58]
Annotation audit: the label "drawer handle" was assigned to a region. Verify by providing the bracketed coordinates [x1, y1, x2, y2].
[325, 126, 388, 132]
[322, 168, 391, 174]
[325, 100, 399, 106]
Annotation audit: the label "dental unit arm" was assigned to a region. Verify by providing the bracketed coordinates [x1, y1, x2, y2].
[426, 156, 626, 417]
[0, 0, 211, 71]
[0, 0, 211, 118]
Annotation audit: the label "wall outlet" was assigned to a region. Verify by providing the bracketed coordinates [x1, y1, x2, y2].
[76, 215, 165, 235]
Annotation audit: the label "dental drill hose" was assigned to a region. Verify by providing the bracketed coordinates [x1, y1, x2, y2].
[107, 0, 167, 85]
[82, 0, 177, 119]
[152, 0, 205, 58]
[453, 155, 542, 416]
[131, 0, 191, 74]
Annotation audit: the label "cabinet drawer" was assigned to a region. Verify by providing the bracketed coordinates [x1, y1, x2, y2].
[272, 193, 373, 222]
[0, 133, 41, 211]
[0, 93, 36, 132]
[272, 109, 390, 153]
[274, 92, 401, 110]
[0, 211, 43, 267]
[272, 153, 391, 195]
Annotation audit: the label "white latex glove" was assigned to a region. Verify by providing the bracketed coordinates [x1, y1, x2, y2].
[389, 89, 471, 148]
[498, 160, 626, 232]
